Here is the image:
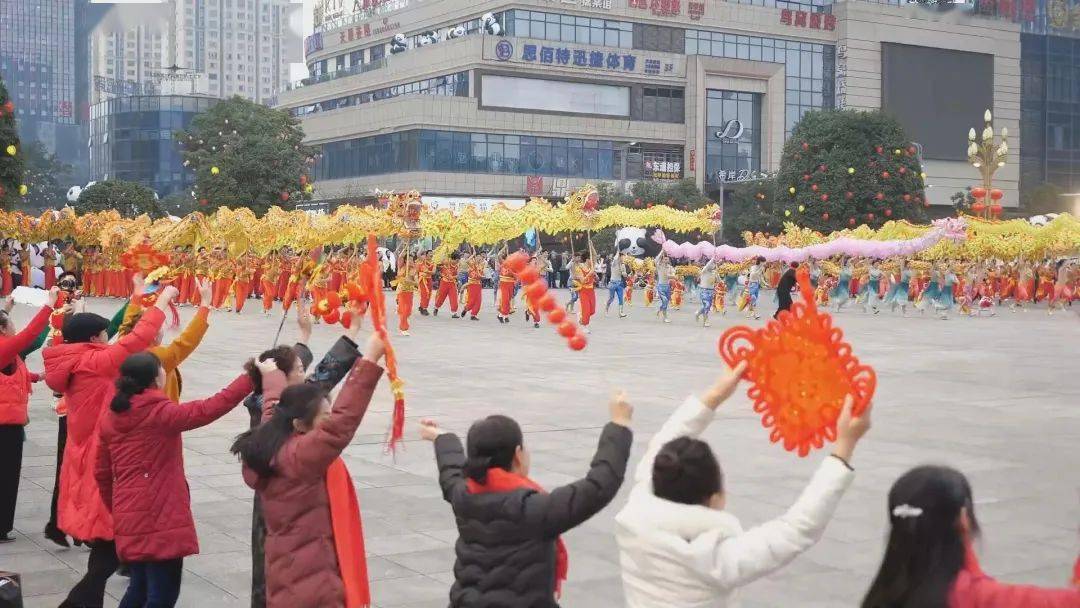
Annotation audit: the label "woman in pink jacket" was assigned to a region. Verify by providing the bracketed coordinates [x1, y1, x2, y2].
[861, 465, 1079, 608]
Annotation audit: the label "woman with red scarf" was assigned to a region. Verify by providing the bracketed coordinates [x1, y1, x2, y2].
[862, 465, 1079, 608]
[418, 392, 633, 606]
[234, 333, 385, 608]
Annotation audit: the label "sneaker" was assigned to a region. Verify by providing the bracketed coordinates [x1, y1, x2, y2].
[619, 313, 627, 318]
[534, 322, 540, 328]
[703, 321, 711, 328]
[433, 308, 439, 316]
[419, 308, 429, 316]
[0, 533, 14, 544]
[44, 523, 69, 548]
[663, 318, 671, 324]
[450, 313, 457, 318]
[470, 316, 479, 321]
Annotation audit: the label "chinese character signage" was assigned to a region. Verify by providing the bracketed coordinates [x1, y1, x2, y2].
[339, 18, 400, 45]
[526, 176, 544, 196]
[486, 37, 685, 77]
[779, 9, 836, 30]
[645, 160, 683, 180]
[629, 0, 681, 17]
[543, 0, 613, 9]
[305, 33, 324, 56]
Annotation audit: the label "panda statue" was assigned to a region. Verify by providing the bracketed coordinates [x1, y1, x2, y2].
[66, 185, 82, 203]
[446, 25, 465, 40]
[390, 33, 407, 54]
[482, 12, 502, 36]
[417, 31, 439, 46]
[614, 227, 662, 259]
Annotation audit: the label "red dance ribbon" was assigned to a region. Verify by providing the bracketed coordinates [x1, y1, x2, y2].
[358, 234, 405, 451]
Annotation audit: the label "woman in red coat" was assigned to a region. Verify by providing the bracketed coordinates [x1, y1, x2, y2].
[43, 285, 177, 608]
[95, 350, 257, 608]
[233, 333, 385, 608]
[862, 465, 1079, 608]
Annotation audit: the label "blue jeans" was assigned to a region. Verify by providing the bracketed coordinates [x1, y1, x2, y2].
[657, 283, 672, 312]
[568, 289, 580, 305]
[748, 282, 761, 307]
[118, 558, 184, 608]
[606, 279, 625, 308]
[698, 287, 715, 317]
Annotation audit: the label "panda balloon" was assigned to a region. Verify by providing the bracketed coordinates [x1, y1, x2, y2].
[614, 227, 662, 258]
[446, 25, 465, 40]
[417, 31, 439, 46]
[390, 33, 407, 54]
[482, 12, 502, 36]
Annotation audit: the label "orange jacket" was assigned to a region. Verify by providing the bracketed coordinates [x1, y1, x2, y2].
[120, 304, 210, 402]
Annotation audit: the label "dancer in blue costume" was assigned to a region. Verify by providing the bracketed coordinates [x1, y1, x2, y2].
[885, 259, 912, 316]
[918, 267, 941, 315]
[723, 271, 741, 312]
[934, 264, 958, 319]
[831, 258, 853, 312]
[860, 260, 884, 314]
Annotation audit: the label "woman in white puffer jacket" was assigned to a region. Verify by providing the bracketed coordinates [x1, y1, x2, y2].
[614, 363, 872, 608]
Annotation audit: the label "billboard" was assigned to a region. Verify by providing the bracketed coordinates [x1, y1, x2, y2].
[881, 43, 993, 161]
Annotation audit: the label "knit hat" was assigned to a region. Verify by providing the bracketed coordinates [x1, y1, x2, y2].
[62, 313, 110, 343]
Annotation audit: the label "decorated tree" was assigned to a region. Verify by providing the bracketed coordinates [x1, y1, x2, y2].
[774, 110, 929, 231]
[20, 141, 72, 210]
[722, 180, 784, 245]
[0, 77, 25, 210]
[176, 96, 315, 215]
[77, 180, 162, 218]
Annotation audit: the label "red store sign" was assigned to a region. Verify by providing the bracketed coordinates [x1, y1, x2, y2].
[339, 17, 400, 44]
[779, 9, 836, 31]
[628, 0, 705, 19]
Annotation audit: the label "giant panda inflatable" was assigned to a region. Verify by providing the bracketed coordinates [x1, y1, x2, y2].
[482, 12, 502, 36]
[614, 227, 662, 258]
[390, 33, 407, 53]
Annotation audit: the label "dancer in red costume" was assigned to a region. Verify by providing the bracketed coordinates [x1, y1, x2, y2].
[43, 244, 57, 289]
[260, 252, 282, 315]
[395, 252, 417, 335]
[415, 250, 433, 316]
[433, 252, 461, 317]
[463, 252, 484, 321]
[232, 255, 256, 313]
[573, 242, 598, 331]
[496, 248, 516, 324]
[0, 248, 12, 296]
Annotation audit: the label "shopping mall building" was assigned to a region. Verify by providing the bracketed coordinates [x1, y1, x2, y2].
[277, 0, 1080, 210]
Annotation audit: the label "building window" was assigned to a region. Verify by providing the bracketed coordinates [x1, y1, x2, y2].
[633, 24, 684, 53]
[291, 72, 470, 117]
[502, 10, 632, 49]
[632, 86, 684, 123]
[704, 90, 762, 187]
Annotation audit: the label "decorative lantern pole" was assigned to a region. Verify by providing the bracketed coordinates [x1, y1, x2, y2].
[966, 109, 1008, 219]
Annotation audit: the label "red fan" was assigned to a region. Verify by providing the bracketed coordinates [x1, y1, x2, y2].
[718, 268, 875, 456]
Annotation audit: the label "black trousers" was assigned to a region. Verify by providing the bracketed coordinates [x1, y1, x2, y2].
[774, 292, 793, 319]
[62, 540, 120, 607]
[0, 425, 24, 535]
[250, 496, 266, 608]
[48, 415, 67, 529]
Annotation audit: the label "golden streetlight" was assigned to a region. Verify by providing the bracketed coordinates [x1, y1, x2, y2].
[966, 109, 1008, 219]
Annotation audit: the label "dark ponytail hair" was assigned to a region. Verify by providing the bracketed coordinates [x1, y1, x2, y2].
[463, 415, 522, 484]
[230, 383, 326, 477]
[111, 352, 161, 412]
[861, 465, 979, 608]
[244, 345, 300, 395]
[652, 436, 723, 505]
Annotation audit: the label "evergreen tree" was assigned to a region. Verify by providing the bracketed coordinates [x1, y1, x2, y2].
[77, 180, 162, 218]
[0, 77, 25, 210]
[774, 110, 930, 232]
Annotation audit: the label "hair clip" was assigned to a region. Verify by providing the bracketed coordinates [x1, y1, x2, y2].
[892, 504, 923, 519]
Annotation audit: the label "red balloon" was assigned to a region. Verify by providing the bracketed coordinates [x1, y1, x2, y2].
[820, 194, 828, 202]
[822, 212, 830, 221]
[903, 193, 912, 202]
[802, 142, 810, 151]
[299, 174, 308, 185]
[280, 191, 290, 201]
[849, 218, 857, 226]
[803, 174, 811, 182]
[898, 167, 907, 174]
[885, 208, 893, 217]
[568, 334, 587, 351]
[845, 191, 854, 200]
[867, 213, 875, 220]
[970, 187, 987, 199]
[557, 320, 576, 338]
[538, 292, 556, 312]
[525, 280, 547, 299]
[875, 146, 883, 154]
[881, 171, 890, 179]
[810, 184, 819, 192]
[547, 308, 567, 324]
[199, 198, 208, 206]
[989, 189, 1004, 201]
[518, 266, 539, 284]
[875, 192, 885, 201]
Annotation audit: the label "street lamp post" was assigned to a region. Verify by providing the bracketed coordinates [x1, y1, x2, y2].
[966, 109, 1008, 219]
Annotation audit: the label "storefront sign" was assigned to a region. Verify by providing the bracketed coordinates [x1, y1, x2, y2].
[423, 196, 527, 213]
[716, 169, 755, 182]
[486, 37, 685, 78]
[779, 9, 837, 30]
[305, 33, 324, 56]
[629, 0, 708, 19]
[714, 119, 745, 142]
[645, 160, 682, 180]
[543, 0, 613, 9]
[526, 176, 544, 196]
[835, 43, 848, 110]
[338, 17, 400, 44]
[93, 75, 158, 96]
[689, 149, 696, 172]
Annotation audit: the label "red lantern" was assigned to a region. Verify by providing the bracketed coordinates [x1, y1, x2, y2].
[990, 204, 1003, 216]
[557, 320, 576, 338]
[875, 192, 885, 201]
[2, 101, 12, 114]
[547, 308, 567, 324]
[822, 212, 830, 221]
[820, 194, 829, 202]
[989, 189, 1003, 201]
[280, 191, 290, 201]
[299, 174, 308, 186]
[898, 167, 907, 174]
[970, 187, 987, 199]
[802, 142, 810, 151]
[903, 193, 911, 202]
[568, 334, 587, 351]
[908, 146, 917, 155]
[881, 171, 890, 179]
[199, 198, 208, 206]
[867, 213, 875, 221]
[803, 174, 811, 182]
[538, 293, 556, 311]
[849, 218, 857, 226]
[810, 184, 819, 192]
[885, 208, 893, 217]
[845, 191, 854, 200]
[875, 146, 884, 154]
[971, 202, 986, 214]
[518, 267, 540, 284]
[818, 164, 827, 172]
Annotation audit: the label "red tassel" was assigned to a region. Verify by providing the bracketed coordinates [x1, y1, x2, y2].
[168, 302, 180, 329]
[390, 397, 405, 451]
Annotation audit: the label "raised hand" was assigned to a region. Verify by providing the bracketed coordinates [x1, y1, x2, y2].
[361, 333, 385, 363]
[196, 278, 213, 307]
[832, 396, 872, 464]
[418, 418, 445, 441]
[701, 361, 747, 410]
[609, 390, 633, 427]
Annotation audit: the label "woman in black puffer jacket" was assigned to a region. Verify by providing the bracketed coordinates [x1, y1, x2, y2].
[419, 392, 633, 607]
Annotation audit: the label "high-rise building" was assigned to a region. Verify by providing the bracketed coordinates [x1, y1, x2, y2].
[0, 0, 92, 181]
[90, 0, 301, 106]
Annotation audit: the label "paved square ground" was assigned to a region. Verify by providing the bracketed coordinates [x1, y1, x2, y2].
[3, 291, 1078, 607]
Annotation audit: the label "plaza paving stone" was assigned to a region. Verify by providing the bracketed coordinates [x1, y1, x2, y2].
[2, 291, 1078, 607]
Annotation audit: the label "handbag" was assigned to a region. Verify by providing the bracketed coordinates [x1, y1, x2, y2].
[0, 572, 23, 608]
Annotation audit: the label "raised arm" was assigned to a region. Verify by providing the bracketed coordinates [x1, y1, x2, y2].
[432, 432, 468, 504]
[85, 306, 166, 374]
[155, 374, 253, 433]
[288, 338, 385, 476]
[1, 304, 55, 367]
[305, 335, 360, 393]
